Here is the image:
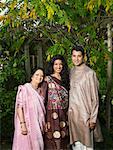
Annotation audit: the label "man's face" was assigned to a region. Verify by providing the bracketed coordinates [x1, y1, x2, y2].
[72, 50, 84, 66]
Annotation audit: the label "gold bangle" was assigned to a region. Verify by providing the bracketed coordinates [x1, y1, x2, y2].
[20, 121, 26, 124]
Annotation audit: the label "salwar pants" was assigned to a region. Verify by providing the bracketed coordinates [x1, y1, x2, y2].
[72, 131, 93, 150]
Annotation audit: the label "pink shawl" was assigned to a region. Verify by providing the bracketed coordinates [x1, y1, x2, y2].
[12, 83, 46, 150]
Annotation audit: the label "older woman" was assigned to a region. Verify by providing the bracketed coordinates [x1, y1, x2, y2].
[12, 68, 46, 150]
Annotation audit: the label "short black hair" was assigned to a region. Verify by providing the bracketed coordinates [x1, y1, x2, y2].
[31, 67, 45, 77]
[71, 45, 85, 56]
[30, 67, 45, 87]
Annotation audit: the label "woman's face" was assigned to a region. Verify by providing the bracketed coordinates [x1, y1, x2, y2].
[31, 69, 44, 84]
[53, 59, 63, 74]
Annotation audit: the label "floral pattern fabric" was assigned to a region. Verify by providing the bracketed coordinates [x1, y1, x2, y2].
[44, 76, 69, 150]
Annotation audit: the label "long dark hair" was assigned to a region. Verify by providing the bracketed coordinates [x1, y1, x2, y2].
[46, 55, 69, 90]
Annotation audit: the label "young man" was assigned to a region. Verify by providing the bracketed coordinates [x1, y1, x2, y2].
[68, 46, 103, 150]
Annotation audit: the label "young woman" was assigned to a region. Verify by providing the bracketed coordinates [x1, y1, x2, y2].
[12, 68, 46, 150]
[44, 55, 69, 150]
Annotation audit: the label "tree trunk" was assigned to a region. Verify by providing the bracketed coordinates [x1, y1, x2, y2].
[36, 43, 43, 68]
[106, 23, 112, 130]
[24, 44, 31, 81]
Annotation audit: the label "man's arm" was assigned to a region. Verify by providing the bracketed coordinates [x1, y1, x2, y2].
[89, 71, 99, 129]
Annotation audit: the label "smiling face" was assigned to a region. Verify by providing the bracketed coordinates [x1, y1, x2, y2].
[53, 59, 63, 74]
[72, 50, 84, 66]
[31, 69, 44, 84]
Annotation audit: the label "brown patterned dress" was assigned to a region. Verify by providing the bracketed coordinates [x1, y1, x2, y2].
[44, 76, 69, 150]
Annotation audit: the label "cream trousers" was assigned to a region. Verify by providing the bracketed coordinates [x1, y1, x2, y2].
[72, 131, 93, 150]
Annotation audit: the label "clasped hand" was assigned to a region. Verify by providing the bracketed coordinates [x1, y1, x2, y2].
[21, 123, 28, 135]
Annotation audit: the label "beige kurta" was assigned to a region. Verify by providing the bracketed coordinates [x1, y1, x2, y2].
[68, 64, 103, 147]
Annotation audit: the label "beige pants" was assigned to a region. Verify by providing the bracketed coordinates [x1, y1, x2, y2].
[72, 141, 93, 150]
[72, 132, 93, 150]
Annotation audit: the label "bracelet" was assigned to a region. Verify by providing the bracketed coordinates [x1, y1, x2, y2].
[20, 121, 26, 124]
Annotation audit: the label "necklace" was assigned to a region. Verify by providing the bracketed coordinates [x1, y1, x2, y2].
[30, 82, 38, 90]
[51, 74, 61, 80]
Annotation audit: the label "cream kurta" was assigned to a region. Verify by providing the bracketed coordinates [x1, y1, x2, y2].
[68, 64, 102, 147]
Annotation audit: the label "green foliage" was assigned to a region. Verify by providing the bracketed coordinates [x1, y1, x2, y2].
[0, 0, 113, 146]
[0, 54, 26, 117]
[0, 0, 111, 113]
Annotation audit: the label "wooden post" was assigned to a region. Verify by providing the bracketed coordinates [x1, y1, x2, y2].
[31, 55, 35, 69]
[106, 23, 112, 130]
[36, 43, 43, 68]
[24, 44, 31, 81]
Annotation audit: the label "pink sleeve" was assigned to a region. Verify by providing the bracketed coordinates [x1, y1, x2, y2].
[16, 85, 23, 108]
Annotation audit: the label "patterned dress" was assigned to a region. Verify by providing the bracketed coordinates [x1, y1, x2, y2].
[44, 76, 69, 150]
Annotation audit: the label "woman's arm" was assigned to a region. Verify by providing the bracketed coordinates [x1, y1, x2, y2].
[17, 107, 28, 135]
[40, 81, 48, 99]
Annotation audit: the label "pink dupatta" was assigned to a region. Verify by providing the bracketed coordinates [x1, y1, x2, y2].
[12, 83, 46, 150]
